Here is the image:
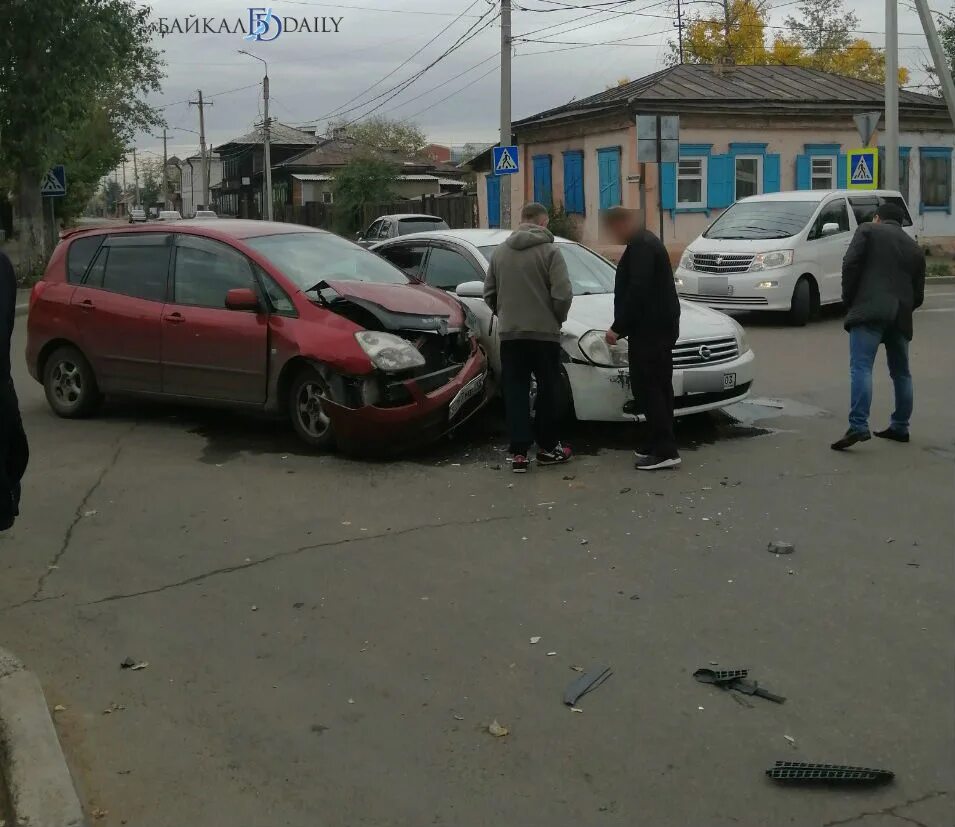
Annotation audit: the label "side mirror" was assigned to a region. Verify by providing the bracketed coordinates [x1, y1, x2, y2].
[455, 280, 484, 299]
[821, 222, 841, 237]
[225, 287, 261, 312]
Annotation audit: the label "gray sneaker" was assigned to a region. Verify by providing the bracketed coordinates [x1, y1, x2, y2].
[635, 455, 682, 471]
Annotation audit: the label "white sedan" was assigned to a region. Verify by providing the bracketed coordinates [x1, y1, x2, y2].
[372, 229, 755, 421]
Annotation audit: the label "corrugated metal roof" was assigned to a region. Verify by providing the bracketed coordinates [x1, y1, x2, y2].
[516, 64, 947, 127]
[292, 174, 334, 181]
[292, 174, 439, 182]
[217, 122, 318, 149]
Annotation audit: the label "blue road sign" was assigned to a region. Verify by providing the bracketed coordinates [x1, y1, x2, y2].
[492, 145, 519, 176]
[846, 148, 877, 190]
[40, 165, 66, 197]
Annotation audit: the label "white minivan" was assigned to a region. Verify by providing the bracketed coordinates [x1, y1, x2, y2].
[674, 190, 916, 325]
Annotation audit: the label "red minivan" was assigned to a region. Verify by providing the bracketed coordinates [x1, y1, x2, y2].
[26, 221, 489, 450]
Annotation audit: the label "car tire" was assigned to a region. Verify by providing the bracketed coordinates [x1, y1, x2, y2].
[788, 278, 812, 327]
[288, 366, 336, 450]
[43, 346, 101, 418]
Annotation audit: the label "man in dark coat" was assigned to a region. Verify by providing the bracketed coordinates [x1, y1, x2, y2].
[603, 208, 682, 470]
[831, 202, 926, 451]
[0, 249, 28, 530]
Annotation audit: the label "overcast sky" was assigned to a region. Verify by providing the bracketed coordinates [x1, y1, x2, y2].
[126, 0, 941, 173]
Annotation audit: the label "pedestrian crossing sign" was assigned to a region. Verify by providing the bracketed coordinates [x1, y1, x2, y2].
[847, 148, 878, 190]
[492, 145, 520, 176]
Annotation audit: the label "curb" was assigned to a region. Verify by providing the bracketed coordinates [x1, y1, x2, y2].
[926, 275, 955, 285]
[0, 649, 86, 827]
[15, 304, 27, 318]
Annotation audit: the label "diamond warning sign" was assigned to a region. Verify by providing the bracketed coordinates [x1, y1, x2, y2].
[846, 148, 877, 190]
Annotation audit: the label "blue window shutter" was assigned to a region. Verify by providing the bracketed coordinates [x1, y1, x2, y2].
[764, 154, 781, 193]
[533, 155, 552, 207]
[563, 151, 584, 214]
[795, 155, 810, 190]
[707, 155, 733, 208]
[486, 175, 500, 228]
[598, 147, 621, 209]
[660, 162, 676, 210]
[837, 154, 848, 188]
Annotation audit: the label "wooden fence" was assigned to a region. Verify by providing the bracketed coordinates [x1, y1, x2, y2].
[361, 193, 477, 231]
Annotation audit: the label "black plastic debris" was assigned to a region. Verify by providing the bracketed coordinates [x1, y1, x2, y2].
[767, 541, 795, 555]
[766, 761, 894, 785]
[563, 665, 612, 707]
[693, 668, 786, 703]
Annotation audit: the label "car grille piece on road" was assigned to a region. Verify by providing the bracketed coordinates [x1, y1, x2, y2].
[691, 253, 754, 274]
[673, 336, 739, 367]
[680, 293, 769, 306]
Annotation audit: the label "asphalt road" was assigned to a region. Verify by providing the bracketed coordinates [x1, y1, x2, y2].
[1, 289, 953, 827]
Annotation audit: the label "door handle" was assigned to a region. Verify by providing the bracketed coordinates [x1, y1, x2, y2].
[79, 299, 95, 311]
[163, 312, 185, 324]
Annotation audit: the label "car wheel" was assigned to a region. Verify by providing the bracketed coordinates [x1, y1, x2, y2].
[43, 346, 101, 418]
[788, 277, 812, 327]
[289, 366, 336, 450]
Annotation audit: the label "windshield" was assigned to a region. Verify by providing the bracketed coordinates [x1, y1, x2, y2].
[246, 232, 409, 288]
[398, 218, 449, 235]
[704, 201, 818, 240]
[478, 242, 615, 295]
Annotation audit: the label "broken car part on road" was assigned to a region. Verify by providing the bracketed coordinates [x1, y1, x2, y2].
[765, 762, 894, 785]
[693, 668, 786, 703]
[563, 665, 612, 707]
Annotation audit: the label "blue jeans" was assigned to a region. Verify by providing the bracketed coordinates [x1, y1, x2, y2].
[849, 324, 913, 434]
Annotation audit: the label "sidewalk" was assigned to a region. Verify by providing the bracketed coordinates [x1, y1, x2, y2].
[15, 288, 29, 316]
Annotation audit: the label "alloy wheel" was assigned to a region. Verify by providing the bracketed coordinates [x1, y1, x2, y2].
[51, 359, 83, 408]
[296, 379, 331, 440]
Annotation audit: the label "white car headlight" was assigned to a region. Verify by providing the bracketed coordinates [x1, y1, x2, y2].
[578, 330, 628, 367]
[748, 250, 794, 271]
[679, 249, 695, 271]
[354, 331, 426, 372]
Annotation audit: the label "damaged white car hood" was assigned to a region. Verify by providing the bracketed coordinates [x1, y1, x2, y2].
[562, 293, 737, 340]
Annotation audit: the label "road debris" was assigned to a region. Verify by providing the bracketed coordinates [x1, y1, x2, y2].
[579, 539, 589, 546]
[569, 665, 584, 672]
[530, 636, 541, 644]
[91, 808, 108, 821]
[83, 510, 97, 518]
[488, 719, 509, 737]
[251, 605, 258, 611]
[347, 698, 355, 704]
[619, 487, 632, 494]
[562, 474, 575, 480]
[569, 706, 583, 713]
[767, 541, 795, 555]
[629, 594, 640, 600]
[784, 735, 796, 747]
[452, 714, 464, 721]
[52, 704, 66, 713]
[103, 703, 126, 715]
[120, 658, 148, 671]
[546, 651, 557, 656]
[693, 668, 786, 703]
[765, 761, 894, 785]
[563, 665, 612, 707]
[293, 602, 305, 609]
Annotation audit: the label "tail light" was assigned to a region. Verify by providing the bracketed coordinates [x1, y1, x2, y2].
[29, 281, 48, 311]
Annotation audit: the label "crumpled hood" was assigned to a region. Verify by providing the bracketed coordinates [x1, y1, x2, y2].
[323, 280, 464, 329]
[506, 224, 555, 250]
[561, 293, 739, 340]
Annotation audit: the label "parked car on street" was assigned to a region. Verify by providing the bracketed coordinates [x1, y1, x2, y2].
[193, 210, 217, 219]
[26, 222, 488, 450]
[158, 210, 182, 222]
[128, 208, 147, 223]
[356, 214, 449, 248]
[674, 189, 915, 325]
[373, 229, 754, 422]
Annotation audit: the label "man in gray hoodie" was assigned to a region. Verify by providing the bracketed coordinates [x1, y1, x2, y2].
[484, 202, 573, 473]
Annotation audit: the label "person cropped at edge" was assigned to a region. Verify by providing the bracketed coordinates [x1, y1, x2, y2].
[484, 202, 573, 474]
[0, 249, 28, 531]
[603, 207, 682, 470]
[831, 202, 925, 451]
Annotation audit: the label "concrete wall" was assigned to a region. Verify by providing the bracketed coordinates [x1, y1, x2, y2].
[181, 156, 223, 217]
[486, 117, 955, 253]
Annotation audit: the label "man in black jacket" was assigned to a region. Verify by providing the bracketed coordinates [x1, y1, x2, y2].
[832, 202, 925, 451]
[603, 208, 682, 470]
[0, 249, 28, 531]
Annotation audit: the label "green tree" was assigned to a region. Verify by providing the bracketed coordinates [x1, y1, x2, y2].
[333, 155, 397, 234]
[0, 0, 163, 276]
[137, 157, 164, 207]
[332, 117, 426, 157]
[102, 179, 122, 216]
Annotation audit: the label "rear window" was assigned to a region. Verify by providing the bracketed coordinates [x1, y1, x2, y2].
[67, 235, 104, 283]
[398, 218, 449, 235]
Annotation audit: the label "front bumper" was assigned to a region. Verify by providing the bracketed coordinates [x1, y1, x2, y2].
[676, 266, 796, 312]
[323, 347, 490, 445]
[567, 347, 756, 422]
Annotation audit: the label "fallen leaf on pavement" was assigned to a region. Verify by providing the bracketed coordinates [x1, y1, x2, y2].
[529, 636, 541, 644]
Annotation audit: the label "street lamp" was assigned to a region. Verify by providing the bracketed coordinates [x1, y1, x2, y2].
[238, 49, 273, 221]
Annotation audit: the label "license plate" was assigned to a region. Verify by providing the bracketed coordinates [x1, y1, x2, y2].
[699, 276, 729, 296]
[449, 373, 485, 420]
[723, 373, 737, 390]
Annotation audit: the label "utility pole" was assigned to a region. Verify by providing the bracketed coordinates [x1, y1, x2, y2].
[914, 0, 955, 126]
[676, 0, 684, 64]
[238, 50, 273, 221]
[885, 0, 900, 190]
[162, 128, 169, 209]
[722, 0, 732, 63]
[500, 0, 512, 230]
[132, 148, 139, 208]
[121, 157, 126, 213]
[190, 90, 213, 209]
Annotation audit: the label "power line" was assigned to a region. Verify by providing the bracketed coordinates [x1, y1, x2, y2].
[281, 0, 488, 15]
[401, 63, 501, 121]
[379, 52, 499, 116]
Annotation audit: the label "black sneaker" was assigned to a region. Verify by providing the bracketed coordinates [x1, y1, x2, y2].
[635, 454, 682, 471]
[874, 427, 910, 443]
[830, 429, 872, 451]
[537, 443, 573, 466]
[512, 454, 529, 473]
